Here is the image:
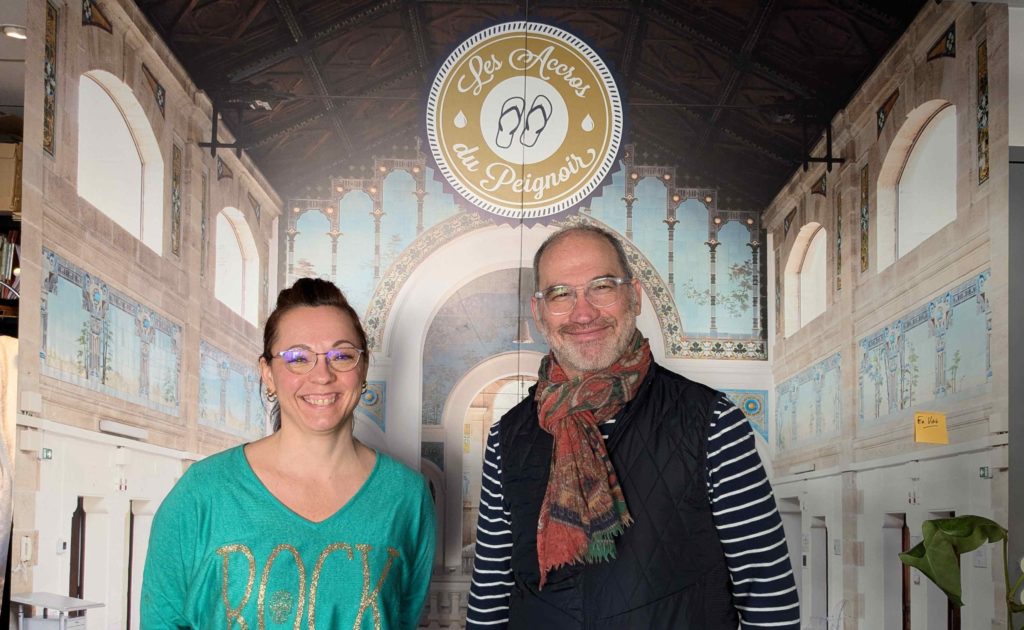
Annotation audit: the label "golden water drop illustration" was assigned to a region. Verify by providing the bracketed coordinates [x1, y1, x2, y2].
[581, 114, 594, 132]
[454, 111, 468, 128]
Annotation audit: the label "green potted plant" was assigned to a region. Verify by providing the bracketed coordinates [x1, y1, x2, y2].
[899, 515, 1024, 628]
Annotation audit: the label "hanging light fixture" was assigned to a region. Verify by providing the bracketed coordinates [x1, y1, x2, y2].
[512, 317, 534, 344]
[2, 25, 27, 40]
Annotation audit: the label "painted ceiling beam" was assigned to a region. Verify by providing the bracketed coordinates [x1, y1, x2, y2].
[226, 0, 402, 83]
[273, 0, 355, 154]
[647, 1, 817, 102]
[697, 0, 778, 150]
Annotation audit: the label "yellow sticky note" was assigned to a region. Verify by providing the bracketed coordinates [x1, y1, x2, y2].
[914, 411, 948, 444]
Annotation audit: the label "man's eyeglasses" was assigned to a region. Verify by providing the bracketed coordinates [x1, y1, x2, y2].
[272, 346, 364, 374]
[534, 276, 630, 316]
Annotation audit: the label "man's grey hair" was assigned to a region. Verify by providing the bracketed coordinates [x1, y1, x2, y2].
[532, 224, 633, 290]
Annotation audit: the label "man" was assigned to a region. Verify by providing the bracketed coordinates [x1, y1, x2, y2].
[466, 225, 800, 629]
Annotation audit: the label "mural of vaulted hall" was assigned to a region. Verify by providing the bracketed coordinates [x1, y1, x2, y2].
[3, 0, 1023, 628]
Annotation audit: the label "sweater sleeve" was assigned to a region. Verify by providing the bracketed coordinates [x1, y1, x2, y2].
[465, 420, 513, 628]
[403, 475, 438, 630]
[707, 395, 801, 629]
[140, 474, 196, 630]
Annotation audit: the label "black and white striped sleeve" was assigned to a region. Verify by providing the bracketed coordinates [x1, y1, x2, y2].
[466, 420, 513, 628]
[707, 395, 801, 629]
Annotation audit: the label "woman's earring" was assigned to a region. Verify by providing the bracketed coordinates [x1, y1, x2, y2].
[361, 382, 368, 394]
[265, 388, 277, 402]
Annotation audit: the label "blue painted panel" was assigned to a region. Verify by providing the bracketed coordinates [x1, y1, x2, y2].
[631, 177, 669, 279]
[41, 249, 182, 415]
[293, 210, 333, 281]
[198, 340, 267, 439]
[586, 162, 627, 234]
[44, 275, 89, 377]
[721, 389, 769, 442]
[421, 268, 547, 425]
[381, 170, 419, 275]
[105, 305, 140, 393]
[423, 167, 459, 229]
[675, 199, 711, 333]
[336, 191, 376, 316]
[857, 271, 991, 426]
[716, 221, 754, 335]
[776, 353, 841, 452]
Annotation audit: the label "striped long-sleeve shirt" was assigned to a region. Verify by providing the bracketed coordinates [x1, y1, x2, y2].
[466, 394, 800, 629]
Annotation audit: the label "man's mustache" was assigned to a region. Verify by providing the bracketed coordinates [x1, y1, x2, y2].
[557, 319, 614, 335]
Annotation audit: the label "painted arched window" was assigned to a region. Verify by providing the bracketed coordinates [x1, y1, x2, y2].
[77, 72, 164, 254]
[784, 222, 827, 335]
[799, 228, 827, 326]
[215, 208, 259, 324]
[876, 101, 957, 269]
[897, 106, 956, 257]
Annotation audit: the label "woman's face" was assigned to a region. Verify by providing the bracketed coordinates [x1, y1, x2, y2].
[260, 305, 367, 436]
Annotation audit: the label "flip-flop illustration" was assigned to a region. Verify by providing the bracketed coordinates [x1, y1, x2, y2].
[520, 95, 552, 148]
[496, 96, 525, 149]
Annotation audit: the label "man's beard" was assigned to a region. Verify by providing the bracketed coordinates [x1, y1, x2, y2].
[537, 300, 638, 375]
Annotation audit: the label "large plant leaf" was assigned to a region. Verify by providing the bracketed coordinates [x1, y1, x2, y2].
[899, 515, 1007, 607]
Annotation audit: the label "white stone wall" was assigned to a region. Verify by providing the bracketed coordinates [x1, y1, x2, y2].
[14, 0, 280, 624]
[10, 1, 1016, 628]
[13, 418, 193, 630]
[763, 2, 1012, 627]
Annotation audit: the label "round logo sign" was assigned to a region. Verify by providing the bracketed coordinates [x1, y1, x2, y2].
[427, 21, 622, 220]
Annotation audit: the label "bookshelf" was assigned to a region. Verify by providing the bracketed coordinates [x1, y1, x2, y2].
[0, 213, 17, 338]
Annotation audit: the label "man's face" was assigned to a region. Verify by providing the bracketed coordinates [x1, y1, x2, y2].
[531, 231, 641, 378]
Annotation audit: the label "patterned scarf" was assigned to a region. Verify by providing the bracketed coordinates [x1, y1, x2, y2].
[534, 330, 652, 588]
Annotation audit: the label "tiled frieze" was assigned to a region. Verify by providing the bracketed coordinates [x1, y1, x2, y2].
[858, 271, 991, 426]
[41, 249, 182, 416]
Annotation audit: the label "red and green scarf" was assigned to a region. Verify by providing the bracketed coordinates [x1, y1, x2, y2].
[534, 330, 652, 587]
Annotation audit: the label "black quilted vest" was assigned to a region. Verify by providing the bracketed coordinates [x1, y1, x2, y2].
[499, 363, 738, 629]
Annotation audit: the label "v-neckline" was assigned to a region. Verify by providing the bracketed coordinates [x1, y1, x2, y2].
[236, 445, 381, 526]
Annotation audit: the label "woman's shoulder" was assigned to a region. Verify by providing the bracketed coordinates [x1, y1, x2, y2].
[374, 451, 425, 483]
[372, 452, 430, 497]
[175, 444, 246, 490]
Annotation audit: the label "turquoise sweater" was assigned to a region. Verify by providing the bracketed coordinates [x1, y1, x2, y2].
[141, 446, 436, 629]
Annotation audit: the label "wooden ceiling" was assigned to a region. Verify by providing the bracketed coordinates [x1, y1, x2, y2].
[135, 0, 927, 210]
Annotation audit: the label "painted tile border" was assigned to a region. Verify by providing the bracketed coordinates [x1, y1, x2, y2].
[41, 248, 182, 416]
[198, 340, 266, 439]
[43, 2, 58, 157]
[775, 352, 842, 452]
[722, 388, 768, 442]
[357, 380, 386, 433]
[857, 270, 991, 425]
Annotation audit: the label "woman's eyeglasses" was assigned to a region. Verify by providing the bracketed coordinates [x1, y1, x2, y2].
[272, 347, 364, 374]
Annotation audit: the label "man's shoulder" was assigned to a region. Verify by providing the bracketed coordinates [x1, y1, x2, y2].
[491, 386, 538, 440]
[501, 384, 537, 417]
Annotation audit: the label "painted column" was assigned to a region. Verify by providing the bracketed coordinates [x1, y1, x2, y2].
[928, 298, 951, 396]
[285, 225, 298, 285]
[371, 193, 384, 281]
[664, 214, 678, 293]
[623, 188, 635, 241]
[328, 225, 341, 282]
[413, 166, 426, 234]
[883, 326, 902, 410]
[748, 237, 761, 337]
[706, 236, 720, 335]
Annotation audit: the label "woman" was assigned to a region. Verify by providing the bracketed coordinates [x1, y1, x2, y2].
[141, 278, 435, 629]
